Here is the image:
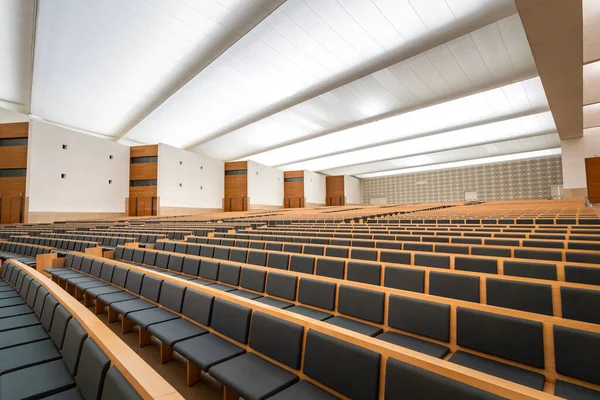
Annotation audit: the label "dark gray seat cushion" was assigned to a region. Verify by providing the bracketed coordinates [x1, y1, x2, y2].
[565, 265, 600, 285]
[457, 307, 544, 368]
[254, 296, 293, 309]
[297, 278, 335, 311]
[290, 255, 315, 274]
[209, 353, 298, 400]
[429, 272, 480, 303]
[0, 339, 62, 375]
[326, 316, 382, 337]
[455, 257, 498, 274]
[503, 261, 557, 280]
[230, 289, 263, 300]
[0, 313, 40, 332]
[0, 359, 75, 399]
[148, 318, 207, 346]
[240, 268, 266, 292]
[266, 273, 297, 301]
[126, 307, 179, 329]
[449, 351, 545, 390]
[385, 357, 503, 400]
[376, 331, 449, 359]
[487, 279, 553, 316]
[388, 295, 450, 342]
[110, 299, 156, 316]
[100, 367, 143, 400]
[287, 305, 333, 321]
[181, 289, 213, 326]
[338, 285, 384, 324]
[173, 333, 245, 370]
[414, 254, 449, 269]
[346, 262, 381, 285]
[267, 253, 289, 270]
[268, 380, 340, 400]
[303, 330, 380, 400]
[50, 305, 72, 349]
[77, 339, 111, 400]
[554, 326, 600, 385]
[554, 380, 600, 400]
[211, 298, 251, 343]
[96, 292, 137, 306]
[85, 285, 123, 299]
[315, 258, 345, 279]
[249, 312, 303, 369]
[0, 303, 30, 318]
[561, 287, 600, 324]
[0, 325, 49, 350]
[383, 266, 424, 293]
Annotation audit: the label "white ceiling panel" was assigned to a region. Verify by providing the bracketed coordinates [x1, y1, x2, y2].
[193, 13, 536, 160]
[30, 0, 281, 136]
[0, 0, 34, 111]
[357, 148, 562, 178]
[124, 0, 517, 148]
[320, 133, 559, 177]
[244, 77, 549, 167]
[279, 111, 556, 172]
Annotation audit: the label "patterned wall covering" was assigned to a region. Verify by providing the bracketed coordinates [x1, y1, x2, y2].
[361, 156, 563, 204]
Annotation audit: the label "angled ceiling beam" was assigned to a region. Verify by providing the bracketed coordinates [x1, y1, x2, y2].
[184, 5, 518, 150]
[515, 0, 583, 139]
[112, 1, 287, 141]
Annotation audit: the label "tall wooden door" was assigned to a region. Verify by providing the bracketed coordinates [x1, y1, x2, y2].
[586, 157, 600, 204]
[0, 196, 24, 224]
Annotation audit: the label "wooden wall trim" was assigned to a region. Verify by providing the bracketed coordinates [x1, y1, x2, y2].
[0, 122, 28, 139]
[0, 146, 28, 169]
[224, 161, 247, 171]
[130, 162, 158, 181]
[130, 145, 158, 158]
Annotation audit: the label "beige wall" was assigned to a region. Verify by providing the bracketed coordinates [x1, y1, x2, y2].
[560, 127, 600, 192]
[26, 211, 126, 224]
[158, 206, 222, 217]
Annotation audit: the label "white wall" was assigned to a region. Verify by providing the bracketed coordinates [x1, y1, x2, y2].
[304, 170, 326, 205]
[344, 175, 362, 204]
[0, 107, 28, 123]
[158, 144, 224, 210]
[27, 119, 129, 212]
[247, 160, 283, 207]
[561, 127, 600, 188]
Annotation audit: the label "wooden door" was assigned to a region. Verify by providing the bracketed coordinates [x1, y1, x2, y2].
[0, 196, 24, 224]
[586, 157, 600, 204]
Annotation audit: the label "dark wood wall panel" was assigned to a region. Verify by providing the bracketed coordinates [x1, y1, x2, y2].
[224, 161, 248, 211]
[284, 170, 304, 208]
[586, 157, 600, 203]
[0, 146, 28, 169]
[326, 175, 345, 206]
[225, 161, 248, 171]
[129, 145, 158, 216]
[130, 144, 158, 158]
[0, 122, 28, 139]
[130, 162, 158, 180]
[0, 122, 28, 223]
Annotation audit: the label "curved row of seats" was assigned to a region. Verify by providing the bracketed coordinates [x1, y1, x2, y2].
[11, 235, 99, 253]
[45, 253, 592, 400]
[0, 241, 53, 265]
[39, 232, 137, 248]
[186, 234, 600, 278]
[151, 240, 600, 304]
[249, 224, 600, 238]
[174, 237, 600, 284]
[237, 231, 600, 253]
[0, 260, 181, 399]
[46, 252, 600, 398]
[215, 229, 600, 251]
